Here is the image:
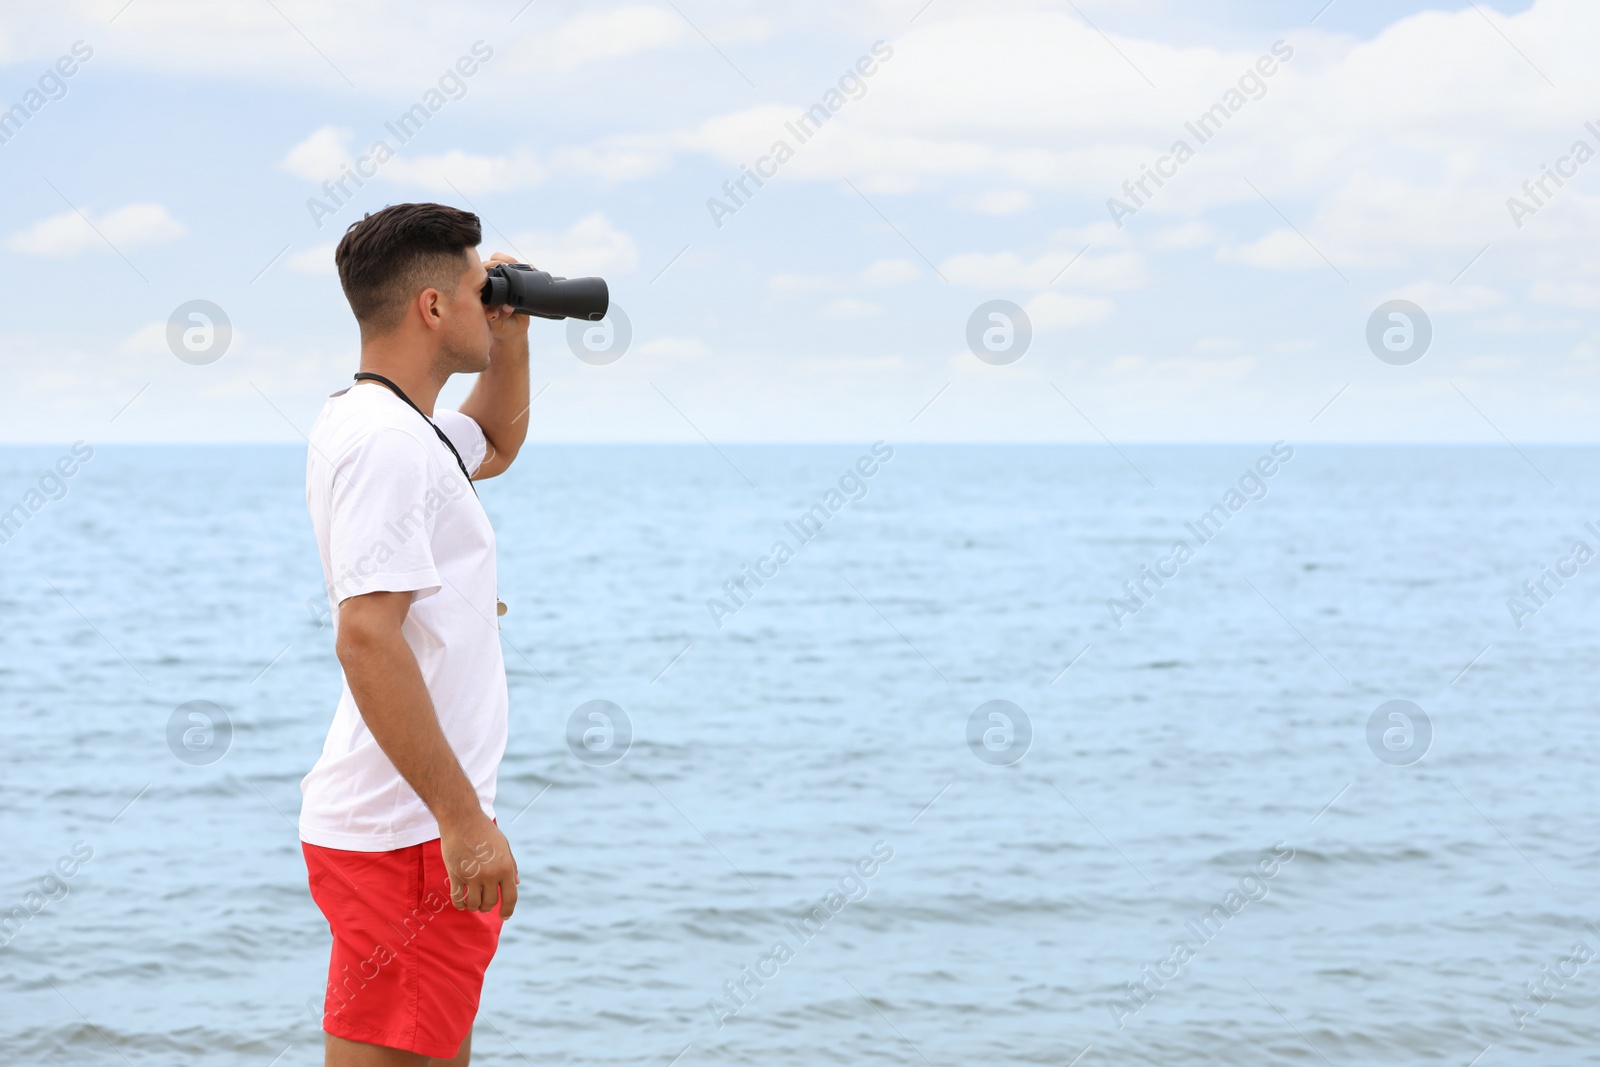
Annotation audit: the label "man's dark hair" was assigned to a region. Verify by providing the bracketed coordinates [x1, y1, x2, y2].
[334, 203, 482, 333]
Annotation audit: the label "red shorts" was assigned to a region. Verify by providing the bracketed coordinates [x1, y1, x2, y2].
[303, 838, 503, 1059]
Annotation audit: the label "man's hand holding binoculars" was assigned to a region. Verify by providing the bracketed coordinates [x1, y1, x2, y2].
[484, 251, 532, 347]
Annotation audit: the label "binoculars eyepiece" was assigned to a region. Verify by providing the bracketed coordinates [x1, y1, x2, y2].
[481, 263, 609, 321]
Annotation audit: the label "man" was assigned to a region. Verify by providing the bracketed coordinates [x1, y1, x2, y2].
[299, 202, 529, 1065]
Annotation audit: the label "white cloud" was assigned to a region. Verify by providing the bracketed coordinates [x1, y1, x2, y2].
[0, 3, 707, 90]
[281, 125, 352, 182]
[1025, 292, 1113, 330]
[1474, 312, 1582, 333]
[6, 203, 185, 257]
[766, 273, 836, 297]
[280, 127, 548, 193]
[255, 2, 1600, 277]
[363, 141, 674, 191]
[278, 137, 671, 195]
[1146, 222, 1217, 249]
[115, 317, 246, 357]
[860, 259, 920, 286]
[117, 321, 167, 357]
[1282, 173, 1510, 265]
[944, 251, 1043, 288]
[1391, 280, 1506, 313]
[551, 141, 675, 183]
[539, 6, 687, 70]
[384, 149, 545, 193]
[1216, 229, 1327, 272]
[507, 212, 639, 275]
[953, 190, 1033, 215]
[626, 0, 1600, 262]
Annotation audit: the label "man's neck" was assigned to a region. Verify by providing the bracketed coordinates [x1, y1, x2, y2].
[356, 334, 446, 416]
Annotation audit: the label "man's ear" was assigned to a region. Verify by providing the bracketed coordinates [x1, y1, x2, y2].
[417, 287, 445, 331]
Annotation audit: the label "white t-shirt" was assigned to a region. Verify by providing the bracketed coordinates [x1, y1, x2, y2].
[298, 380, 508, 852]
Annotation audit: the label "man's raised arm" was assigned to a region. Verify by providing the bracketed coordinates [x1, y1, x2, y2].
[459, 251, 532, 480]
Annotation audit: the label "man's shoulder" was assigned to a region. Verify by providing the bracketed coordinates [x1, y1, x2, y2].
[310, 384, 433, 461]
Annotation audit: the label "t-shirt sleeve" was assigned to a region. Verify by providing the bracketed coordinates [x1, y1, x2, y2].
[432, 410, 489, 476]
[326, 428, 443, 604]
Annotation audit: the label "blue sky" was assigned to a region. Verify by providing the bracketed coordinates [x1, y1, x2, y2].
[4, 0, 1595, 443]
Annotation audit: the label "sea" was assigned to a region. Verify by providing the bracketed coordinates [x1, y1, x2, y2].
[3, 442, 1599, 1065]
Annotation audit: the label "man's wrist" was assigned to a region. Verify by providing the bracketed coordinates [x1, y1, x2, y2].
[488, 336, 529, 362]
[433, 796, 485, 834]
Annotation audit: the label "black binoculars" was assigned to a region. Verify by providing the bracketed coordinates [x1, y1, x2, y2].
[481, 263, 609, 321]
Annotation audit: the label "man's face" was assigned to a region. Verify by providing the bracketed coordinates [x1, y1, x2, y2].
[438, 247, 493, 374]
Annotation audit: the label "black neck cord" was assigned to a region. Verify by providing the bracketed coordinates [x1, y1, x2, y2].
[353, 372, 478, 497]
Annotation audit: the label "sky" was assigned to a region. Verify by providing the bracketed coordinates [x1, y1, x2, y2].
[5, 0, 1598, 443]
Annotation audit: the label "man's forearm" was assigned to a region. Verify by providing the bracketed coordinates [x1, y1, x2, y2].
[339, 626, 482, 829]
[334, 590, 519, 917]
[460, 319, 530, 475]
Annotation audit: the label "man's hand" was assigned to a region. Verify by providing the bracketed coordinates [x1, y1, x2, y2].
[440, 810, 519, 919]
[484, 251, 533, 342]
